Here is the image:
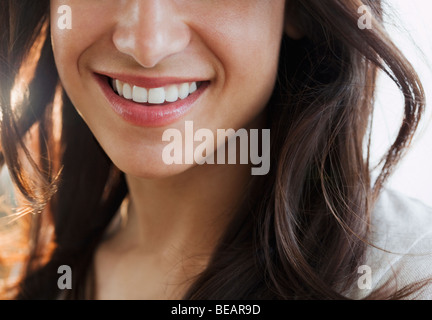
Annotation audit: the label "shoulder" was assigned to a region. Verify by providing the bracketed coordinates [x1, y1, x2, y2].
[349, 188, 432, 299]
[371, 188, 432, 238]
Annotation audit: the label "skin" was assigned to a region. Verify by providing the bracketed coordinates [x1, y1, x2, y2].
[50, 0, 300, 299]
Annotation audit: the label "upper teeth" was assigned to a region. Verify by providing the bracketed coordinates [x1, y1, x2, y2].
[112, 79, 198, 104]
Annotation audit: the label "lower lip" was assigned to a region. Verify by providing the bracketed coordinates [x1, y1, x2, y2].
[95, 74, 208, 127]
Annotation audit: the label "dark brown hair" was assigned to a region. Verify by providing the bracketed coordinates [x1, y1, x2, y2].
[0, 0, 427, 299]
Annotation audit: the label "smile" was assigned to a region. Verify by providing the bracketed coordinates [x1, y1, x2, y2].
[112, 79, 200, 105]
[95, 73, 209, 127]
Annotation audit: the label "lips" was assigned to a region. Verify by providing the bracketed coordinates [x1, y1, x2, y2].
[94, 73, 209, 127]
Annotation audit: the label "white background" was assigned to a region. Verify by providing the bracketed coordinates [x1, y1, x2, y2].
[371, 0, 432, 206]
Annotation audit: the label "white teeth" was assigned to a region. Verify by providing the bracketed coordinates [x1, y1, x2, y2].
[148, 88, 166, 104]
[115, 80, 124, 96]
[189, 82, 197, 94]
[112, 79, 200, 104]
[132, 86, 148, 103]
[165, 85, 179, 103]
[179, 83, 190, 100]
[122, 83, 133, 100]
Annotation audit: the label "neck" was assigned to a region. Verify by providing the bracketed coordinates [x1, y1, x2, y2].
[93, 114, 267, 299]
[120, 161, 253, 258]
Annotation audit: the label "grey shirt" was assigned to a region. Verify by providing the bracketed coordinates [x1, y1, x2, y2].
[347, 188, 432, 299]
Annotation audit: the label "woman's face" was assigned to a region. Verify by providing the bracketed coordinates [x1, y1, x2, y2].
[50, 0, 287, 178]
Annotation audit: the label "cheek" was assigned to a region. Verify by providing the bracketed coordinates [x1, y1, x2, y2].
[50, 1, 113, 87]
[197, 3, 285, 126]
[203, 3, 284, 75]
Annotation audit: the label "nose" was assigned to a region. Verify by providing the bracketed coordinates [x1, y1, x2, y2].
[112, 0, 191, 68]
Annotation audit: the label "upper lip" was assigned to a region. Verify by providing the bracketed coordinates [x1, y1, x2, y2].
[95, 71, 208, 89]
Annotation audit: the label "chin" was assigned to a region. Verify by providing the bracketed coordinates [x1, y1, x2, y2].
[117, 161, 195, 180]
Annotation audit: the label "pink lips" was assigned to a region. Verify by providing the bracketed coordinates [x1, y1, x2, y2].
[94, 73, 209, 127]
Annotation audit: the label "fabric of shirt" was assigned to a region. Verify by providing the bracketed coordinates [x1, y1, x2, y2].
[347, 188, 432, 299]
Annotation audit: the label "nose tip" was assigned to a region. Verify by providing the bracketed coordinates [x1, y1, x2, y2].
[112, 1, 191, 68]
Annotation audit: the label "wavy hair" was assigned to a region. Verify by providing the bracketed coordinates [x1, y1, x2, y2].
[0, 0, 427, 299]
